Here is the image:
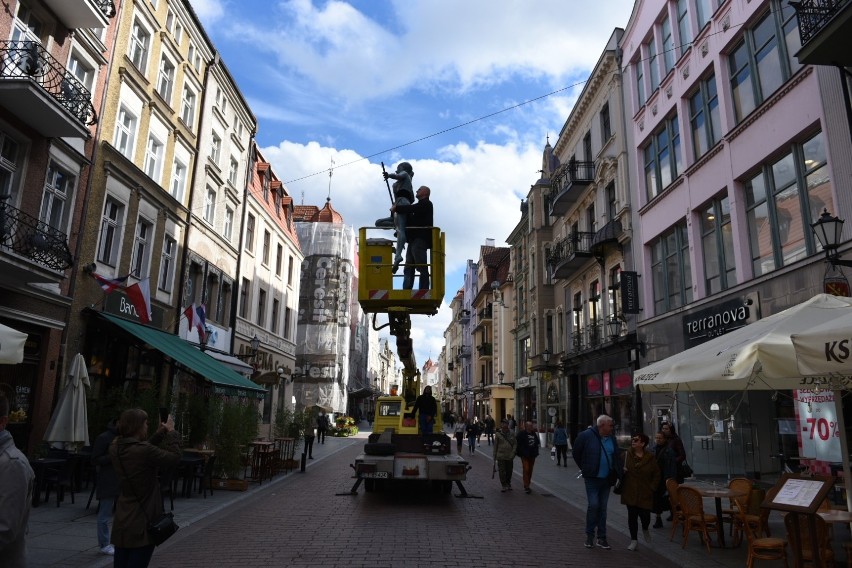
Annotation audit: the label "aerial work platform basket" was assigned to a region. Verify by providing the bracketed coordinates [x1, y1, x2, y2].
[357, 226, 445, 315]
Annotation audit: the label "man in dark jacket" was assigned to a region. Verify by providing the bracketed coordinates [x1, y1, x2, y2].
[411, 386, 437, 434]
[572, 414, 621, 550]
[393, 185, 433, 290]
[92, 418, 119, 555]
[515, 421, 540, 494]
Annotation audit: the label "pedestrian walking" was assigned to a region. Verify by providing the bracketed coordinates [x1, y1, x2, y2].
[92, 418, 119, 556]
[493, 419, 517, 492]
[454, 418, 466, 454]
[572, 414, 622, 550]
[484, 415, 495, 446]
[661, 422, 686, 482]
[0, 393, 35, 568]
[303, 410, 315, 459]
[516, 421, 541, 494]
[507, 414, 516, 433]
[110, 408, 181, 568]
[621, 433, 660, 551]
[466, 418, 477, 454]
[553, 420, 569, 467]
[317, 412, 329, 444]
[652, 431, 677, 528]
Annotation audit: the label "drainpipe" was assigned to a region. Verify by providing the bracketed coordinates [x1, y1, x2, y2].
[174, 51, 218, 334]
[229, 135, 258, 356]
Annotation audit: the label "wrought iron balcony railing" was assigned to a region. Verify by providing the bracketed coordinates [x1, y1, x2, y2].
[0, 197, 73, 270]
[95, 0, 118, 17]
[792, 0, 848, 44]
[0, 40, 97, 126]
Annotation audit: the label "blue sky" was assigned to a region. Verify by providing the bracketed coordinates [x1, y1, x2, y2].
[191, 0, 636, 366]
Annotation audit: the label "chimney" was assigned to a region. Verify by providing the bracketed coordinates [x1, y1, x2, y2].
[486, 238, 495, 247]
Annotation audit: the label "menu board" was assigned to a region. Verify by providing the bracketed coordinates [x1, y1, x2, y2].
[766, 474, 833, 514]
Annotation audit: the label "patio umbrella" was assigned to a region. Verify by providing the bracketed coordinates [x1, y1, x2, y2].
[0, 322, 27, 364]
[635, 293, 852, 514]
[43, 353, 91, 447]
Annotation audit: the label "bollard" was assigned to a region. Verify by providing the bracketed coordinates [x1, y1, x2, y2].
[300, 452, 307, 472]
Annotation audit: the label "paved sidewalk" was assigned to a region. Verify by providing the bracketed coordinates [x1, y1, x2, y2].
[24, 422, 811, 567]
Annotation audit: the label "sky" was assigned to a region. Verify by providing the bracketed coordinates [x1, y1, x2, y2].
[190, 0, 636, 370]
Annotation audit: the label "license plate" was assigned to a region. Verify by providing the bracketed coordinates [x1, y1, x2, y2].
[361, 471, 388, 479]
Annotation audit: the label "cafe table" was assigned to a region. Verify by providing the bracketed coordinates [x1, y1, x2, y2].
[682, 482, 748, 548]
[27, 457, 66, 507]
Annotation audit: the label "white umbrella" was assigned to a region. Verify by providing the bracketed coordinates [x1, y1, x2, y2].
[0, 322, 27, 364]
[635, 293, 852, 515]
[43, 353, 91, 447]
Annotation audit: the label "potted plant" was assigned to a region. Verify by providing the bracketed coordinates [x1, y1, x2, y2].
[210, 398, 258, 491]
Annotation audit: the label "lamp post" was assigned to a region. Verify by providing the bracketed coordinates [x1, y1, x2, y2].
[498, 371, 505, 384]
[811, 209, 852, 296]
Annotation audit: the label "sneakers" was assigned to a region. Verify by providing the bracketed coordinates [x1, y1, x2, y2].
[643, 528, 652, 542]
[100, 545, 115, 556]
[584, 535, 595, 549]
[627, 540, 638, 552]
[596, 538, 611, 550]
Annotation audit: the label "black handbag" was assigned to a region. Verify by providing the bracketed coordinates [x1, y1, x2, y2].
[679, 460, 694, 479]
[118, 444, 180, 547]
[613, 476, 624, 495]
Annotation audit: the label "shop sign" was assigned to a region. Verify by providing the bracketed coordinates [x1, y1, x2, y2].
[795, 389, 841, 462]
[105, 292, 164, 327]
[516, 376, 530, 388]
[683, 298, 752, 348]
[621, 271, 640, 314]
[612, 370, 633, 394]
[585, 374, 602, 396]
[603, 371, 611, 397]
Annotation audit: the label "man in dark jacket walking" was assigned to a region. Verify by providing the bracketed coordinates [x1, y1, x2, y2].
[393, 185, 433, 290]
[572, 414, 621, 550]
[516, 421, 540, 494]
[92, 418, 120, 555]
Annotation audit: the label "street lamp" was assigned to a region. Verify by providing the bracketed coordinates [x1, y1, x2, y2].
[542, 348, 551, 365]
[811, 209, 852, 267]
[498, 371, 505, 384]
[606, 316, 622, 341]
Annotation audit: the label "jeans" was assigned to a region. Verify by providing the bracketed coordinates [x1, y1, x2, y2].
[402, 238, 429, 290]
[584, 476, 612, 538]
[114, 545, 155, 568]
[554, 444, 568, 465]
[468, 436, 475, 453]
[97, 498, 113, 547]
[419, 414, 434, 434]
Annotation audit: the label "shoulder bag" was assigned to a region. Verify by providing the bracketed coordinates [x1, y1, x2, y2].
[598, 435, 621, 492]
[117, 443, 179, 547]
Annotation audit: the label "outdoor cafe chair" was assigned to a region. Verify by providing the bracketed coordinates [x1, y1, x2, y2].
[722, 477, 753, 536]
[678, 485, 721, 552]
[666, 478, 685, 542]
[43, 459, 75, 507]
[736, 502, 787, 568]
[784, 512, 834, 568]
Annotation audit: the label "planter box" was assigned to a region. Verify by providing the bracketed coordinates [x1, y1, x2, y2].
[211, 478, 249, 491]
[283, 458, 301, 470]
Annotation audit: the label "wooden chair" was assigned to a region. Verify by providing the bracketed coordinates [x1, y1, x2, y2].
[43, 459, 75, 507]
[722, 477, 753, 535]
[666, 478, 685, 542]
[784, 513, 834, 568]
[737, 503, 787, 568]
[677, 485, 721, 552]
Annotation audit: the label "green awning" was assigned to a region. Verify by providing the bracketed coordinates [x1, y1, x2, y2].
[97, 312, 266, 399]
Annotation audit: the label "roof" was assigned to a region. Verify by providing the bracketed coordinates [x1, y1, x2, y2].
[294, 198, 344, 223]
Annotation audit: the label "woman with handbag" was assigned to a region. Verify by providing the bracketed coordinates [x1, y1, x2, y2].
[621, 433, 660, 552]
[110, 408, 181, 568]
[651, 431, 677, 528]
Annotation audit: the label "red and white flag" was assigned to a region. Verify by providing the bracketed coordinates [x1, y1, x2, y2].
[125, 279, 152, 324]
[183, 303, 199, 330]
[91, 272, 129, 293]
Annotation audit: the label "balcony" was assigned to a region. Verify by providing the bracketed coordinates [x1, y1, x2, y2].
[548, 232, 595, 279]
[590, 219, 623, 257]
[43, 0, 116, 29]
[477, 305, 493, 321]
[1, 197, 74, 276]
[0, 41, 97, 138]
[568, 321, 604, 353]
[549, 160, 595, 216]
[456, 345, 471, 360]
[457, 309, 471, 324]
[476, 342, 493, 358]
[792, 0, 852, 65]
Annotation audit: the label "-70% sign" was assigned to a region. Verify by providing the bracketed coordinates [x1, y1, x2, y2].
[796, 390, 841, 462]
[805, 418, 841, 441]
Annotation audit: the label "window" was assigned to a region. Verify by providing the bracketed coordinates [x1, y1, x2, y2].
[701, 196, 736, 294]
[211, 132, 221, 164]
[217, 282, 232, 322]
[600, 103, 611, 142]
[129, 20, 150, 71]
[608, 265, 622, 320]
[689, 73, 720, 160]
[677, 0, 691, 51]
[583, 131, 592, 162]
[276, 244, 283, 276]
[648, 38, 660, 92]
[68, 54, 94, 91]
[262, 230, 270, 265]
[271, 298, 280, 334]
[228, 156, 239, 185]
[257, 288, 266, 327]
[180, 86, 196, 127]
[651, 223, 693, 314]
[204, 188, 215, 224]
[588, 281, 601, 346]
[169, 159, 187, 201]
[97, 198, 124, 266]
[696, 0, 719, 31]
[132, 217, 152, 277]
[662, 16, 675, 75]
[144, 135, 164, 181]
[635, 60, 646, 107]
[643, 114, 682, 200]
[0, 131, 21, 197]
[113, 106, 137, 159]
[239, 277, 250, 318]
[729, 2, 802, 124]
[224, 207, 234, 242]
[746, 132, 829, 276]
[245, 214, 255, 252]
[188, 41, 201, 71]
[572, 292, 584, 350]
[606, 182, 617, 221]
[156, 55, 175, 103]
[284, 306, 292, 339]
[40, 162, 73, 232]
[159, 235, 176, 292]
[586, 204, 596, 233]
[287, 256, 294, 286]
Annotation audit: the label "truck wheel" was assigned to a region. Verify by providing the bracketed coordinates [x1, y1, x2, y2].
[364, 442, 396, 456]
[365, 479, 375, 492]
